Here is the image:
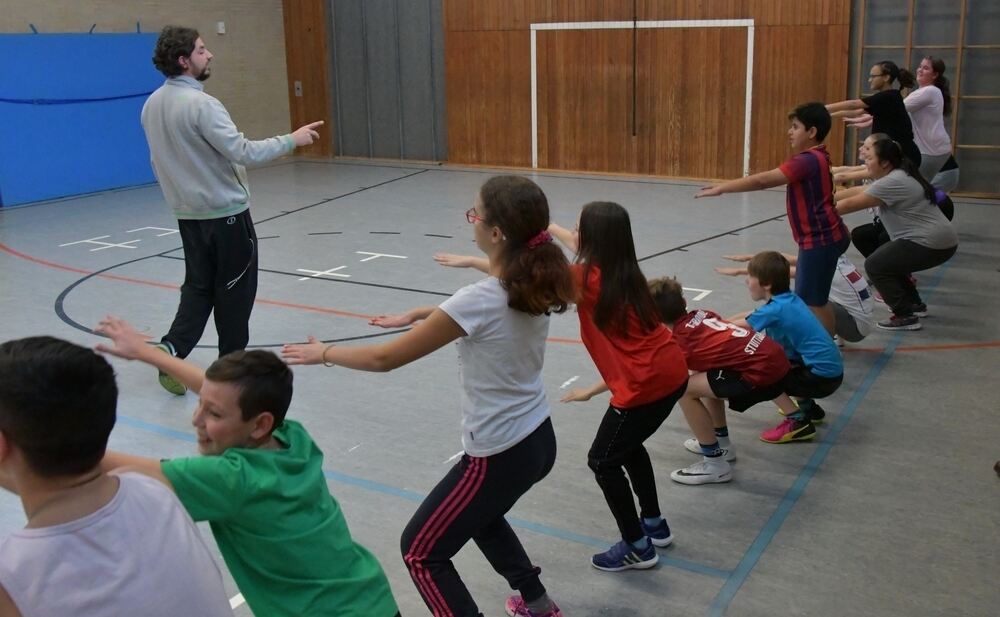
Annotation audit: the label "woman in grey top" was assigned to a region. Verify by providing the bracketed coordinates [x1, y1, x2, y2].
[835, 134, 958, 331]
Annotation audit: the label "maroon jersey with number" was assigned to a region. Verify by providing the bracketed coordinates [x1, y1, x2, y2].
[672, 310, 790, 387]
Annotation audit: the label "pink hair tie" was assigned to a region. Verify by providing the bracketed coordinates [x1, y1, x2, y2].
[526, 229, 552, 249]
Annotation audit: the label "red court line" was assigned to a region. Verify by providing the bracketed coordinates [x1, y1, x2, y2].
[2, 242, 588, 344]
[7, 243, 994, 353]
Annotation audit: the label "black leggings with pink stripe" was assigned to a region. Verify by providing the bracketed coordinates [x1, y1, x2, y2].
[400, 418, 556, 617]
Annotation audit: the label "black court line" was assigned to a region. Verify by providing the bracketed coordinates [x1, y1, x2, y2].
[258, 235, 280, 240]
[369, 231, 401, 235]
[253, 169, 428, 225]
[307, 232, 343, 236]
[424, 233, 453, 238]
[156, 254, 453, 298]
[637, 214, 787, 262]
[52, 168, 432, 344]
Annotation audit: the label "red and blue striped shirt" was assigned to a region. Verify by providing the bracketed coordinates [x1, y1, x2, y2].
[778, 145, 847, 249]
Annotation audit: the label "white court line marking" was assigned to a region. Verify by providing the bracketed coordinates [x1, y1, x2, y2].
[59, 236, 142, 251]
[126, 226, 179, 236]
[443, 451, 463, 464]
[297, 266, 351, 281]
[356, 251, 407, 262]
[347, 443, 362, 453]
[229, 593, 245, 609]
[684, 287, 712, 301]
[530, 19, 754, 175]
[559, 376, 580, 389]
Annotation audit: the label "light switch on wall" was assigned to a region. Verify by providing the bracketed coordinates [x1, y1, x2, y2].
[216, 21, 226, 35]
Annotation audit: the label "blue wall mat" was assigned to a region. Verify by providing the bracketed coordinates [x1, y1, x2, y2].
[0, 33, 162, 206]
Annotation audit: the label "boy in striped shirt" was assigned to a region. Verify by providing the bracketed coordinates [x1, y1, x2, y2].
[695, 102, 850, 337]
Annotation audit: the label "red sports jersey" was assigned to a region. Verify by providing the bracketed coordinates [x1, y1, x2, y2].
[574, 265, 688, 408]
[671, 310, 790, 387]
[778, 145, 848, 249]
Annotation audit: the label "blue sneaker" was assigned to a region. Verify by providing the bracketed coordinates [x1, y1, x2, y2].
[640, 518, 674, 547]
[591, 540, 658, 572]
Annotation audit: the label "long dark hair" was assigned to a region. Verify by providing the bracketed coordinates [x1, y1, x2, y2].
[870, 134, 937, 203]
[576, 201, 659, 334]
[478, 176, 575, 315]
[925, 56, 952, 116]
[876, 60, 901, 85]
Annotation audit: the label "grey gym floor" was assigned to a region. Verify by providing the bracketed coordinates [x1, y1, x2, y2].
[1, 159, 997, 617]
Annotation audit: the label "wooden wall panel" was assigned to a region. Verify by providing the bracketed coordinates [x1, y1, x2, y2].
[638, 27, 748, 178]
[749, 24, 850, 172]
[445, 31, 532, 166]
[443, 0, 852, 178]
[282, 0, 332, 156]
[639, 0, 850, 25]
[536, 30, 638, 173]
[446, 1, 635, 32]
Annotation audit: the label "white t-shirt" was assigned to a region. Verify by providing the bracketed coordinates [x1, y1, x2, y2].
[828, 256, 875, 337]
[0, 473, 233, 617]
[904, 85, 952, 156]
[865, 169, 959, 249]
[439, 277, 551, 457]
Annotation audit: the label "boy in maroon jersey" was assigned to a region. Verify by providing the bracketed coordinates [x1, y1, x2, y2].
[695, 102, 850, 336]
[651, 278, 796, 484]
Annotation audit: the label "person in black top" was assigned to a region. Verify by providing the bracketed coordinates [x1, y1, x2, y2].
[826, 60, 922, 167]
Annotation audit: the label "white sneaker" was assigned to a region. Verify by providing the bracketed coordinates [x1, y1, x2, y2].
[671, 458, 733, 485]
[683, 438, 736, 462]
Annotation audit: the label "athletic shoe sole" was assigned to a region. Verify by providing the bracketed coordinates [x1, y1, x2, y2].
[759, 428, 815, 444]
[670, 468, 733, 485]
[590, 554, 659, 572]
[876, 321, 922, 331]
[648, 533, 674, 548]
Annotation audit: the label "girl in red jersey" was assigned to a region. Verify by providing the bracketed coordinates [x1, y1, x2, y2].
[548, 202, 689, 572]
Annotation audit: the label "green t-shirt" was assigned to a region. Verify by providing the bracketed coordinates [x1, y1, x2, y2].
[161, 420, 397, 617]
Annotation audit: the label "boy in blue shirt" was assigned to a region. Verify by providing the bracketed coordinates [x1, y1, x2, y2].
[731, 252, 844, 443]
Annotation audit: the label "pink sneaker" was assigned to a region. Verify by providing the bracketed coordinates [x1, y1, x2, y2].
[505, 595, 563, 617]
[759, 416, 815, 444]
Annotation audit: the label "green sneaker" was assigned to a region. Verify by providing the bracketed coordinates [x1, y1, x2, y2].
[154, 343, 187, 396]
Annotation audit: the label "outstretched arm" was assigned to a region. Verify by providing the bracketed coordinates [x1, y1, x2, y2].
[369, 306, 437, 328]
[283, 308, 466, 372]
[826, 99, 868, 114]
[560, 380, 610, 403]
[694, 168, 787, 198]
[836, 191, 883, 216]
[101, 451, 173, 490]
[433, 253, 490, 273]
[547, 222, 578, 254]
[95, 316, 205, 394]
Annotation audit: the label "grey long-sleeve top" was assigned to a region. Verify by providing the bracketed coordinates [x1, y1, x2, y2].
[141, 76, 294, 220]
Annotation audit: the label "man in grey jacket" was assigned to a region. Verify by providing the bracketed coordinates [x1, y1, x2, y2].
[142, 26, 322, 394]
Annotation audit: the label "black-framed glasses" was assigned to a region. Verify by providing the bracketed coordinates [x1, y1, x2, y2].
[465, 207, 485, 224]
[868, 73, 887, 78]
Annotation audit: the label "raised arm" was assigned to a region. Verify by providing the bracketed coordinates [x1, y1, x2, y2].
[547, 222, 578, 254]
[694, 168, 787, 198]
[826, 99, 868, 114]
[283, 308, 466, 372]
[433, 253, 490, 273]
[836, 191, 883, 216]
[95, 316, 205, 393]
[560, 379, 610, 403]
[100, 451, 173, 489]
[369, 305, 438, 328]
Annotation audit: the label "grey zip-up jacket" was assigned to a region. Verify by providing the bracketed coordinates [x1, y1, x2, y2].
[141, 76, 294, 220]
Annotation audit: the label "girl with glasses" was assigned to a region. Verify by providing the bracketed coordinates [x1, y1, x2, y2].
[826, 60, 923, 168]
[283, 175, 573, 617]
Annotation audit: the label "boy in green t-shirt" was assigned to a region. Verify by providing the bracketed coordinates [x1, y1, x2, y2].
[95, 316, 399, 617]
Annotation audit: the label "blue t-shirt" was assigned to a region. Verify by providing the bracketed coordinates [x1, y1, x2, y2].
[747, 292, 843, 378]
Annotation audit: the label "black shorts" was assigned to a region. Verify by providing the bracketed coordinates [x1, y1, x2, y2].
[706, 369, 788, 413]
[780, 365, 843, 399]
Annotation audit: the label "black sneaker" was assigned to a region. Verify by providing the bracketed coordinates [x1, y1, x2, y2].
[910, 303, 928, 318]
[805, 402, 826, 424]
[877, 314, 921, 331]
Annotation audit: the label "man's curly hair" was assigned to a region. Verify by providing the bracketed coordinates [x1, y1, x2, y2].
[152, 26, 200, 77]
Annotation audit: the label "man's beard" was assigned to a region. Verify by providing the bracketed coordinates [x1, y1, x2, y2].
[196, 66, 212, 82]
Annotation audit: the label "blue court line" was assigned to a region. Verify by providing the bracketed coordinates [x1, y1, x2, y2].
[116, 412, 729, 579]
[707, 261, 954, 616]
